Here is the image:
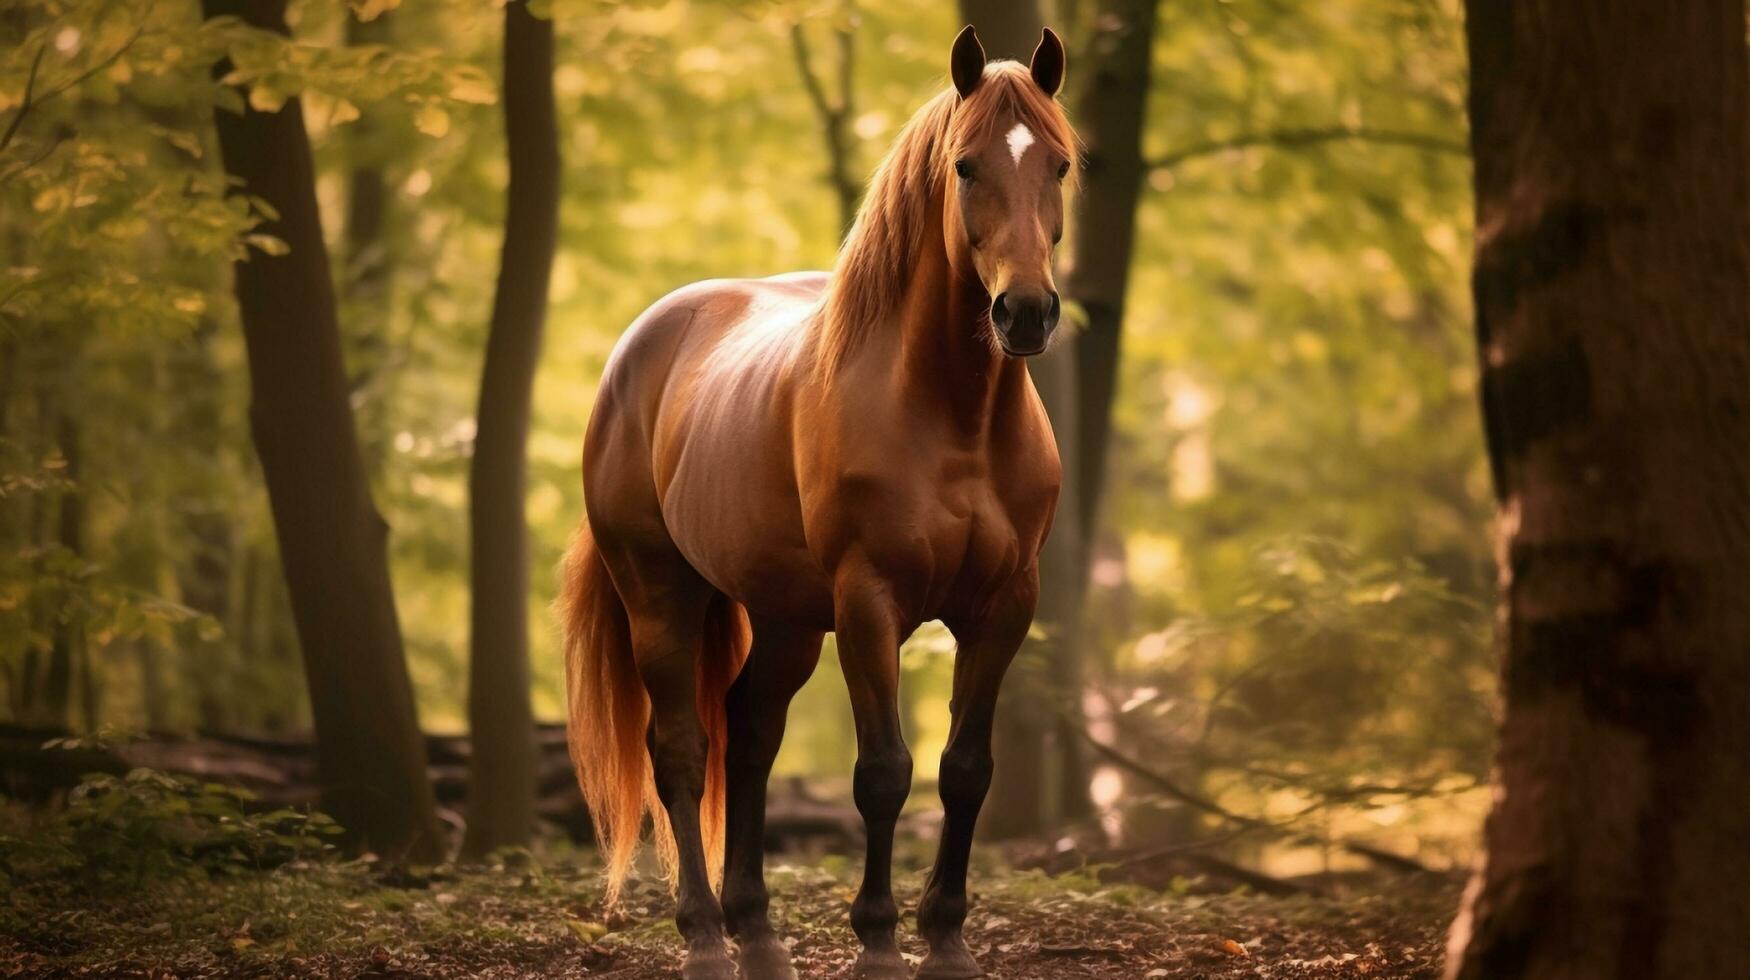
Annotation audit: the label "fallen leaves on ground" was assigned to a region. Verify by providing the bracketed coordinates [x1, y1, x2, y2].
[0, 852, 1461, 978]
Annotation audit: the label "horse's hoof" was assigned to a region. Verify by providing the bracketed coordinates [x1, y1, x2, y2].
[916, 941, 982, 979]
[683, 947, 738, 980]
[852, 945, 909, 979]
[736, 935, 798, 980]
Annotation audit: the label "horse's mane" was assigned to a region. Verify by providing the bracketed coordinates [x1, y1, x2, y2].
[813, 61, 1076, 377]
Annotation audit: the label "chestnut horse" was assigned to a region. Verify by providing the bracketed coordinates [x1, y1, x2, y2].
[561, 26, 1074, 980]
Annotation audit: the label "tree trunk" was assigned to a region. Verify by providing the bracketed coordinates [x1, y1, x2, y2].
[1447, 2, 1750, 977]
[1063, 0, 1156, 542]
[789, 8, 859, 236]
[957, 0, 1042, 66]
[342, 7, 396, 480]
[956, 0, 1092, 836]
[43, 411, 80, 727]
[200, 0, 443, 864]
[171, 320, 235, 732]
[461, 0, 559, 860]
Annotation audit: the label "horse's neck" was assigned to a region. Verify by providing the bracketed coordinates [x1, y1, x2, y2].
[892, 220, 1025, 438]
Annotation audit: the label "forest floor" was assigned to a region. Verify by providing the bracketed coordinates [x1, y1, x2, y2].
[1, 847, 1462, 979]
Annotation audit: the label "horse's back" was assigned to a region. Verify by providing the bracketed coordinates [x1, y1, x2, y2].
[585, 273, 835, 624]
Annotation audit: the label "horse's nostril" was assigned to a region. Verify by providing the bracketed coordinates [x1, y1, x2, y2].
[1048, 292, 1061, 320]
[991, 292, 1010, 326]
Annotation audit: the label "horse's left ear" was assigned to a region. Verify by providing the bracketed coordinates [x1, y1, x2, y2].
[951, 26, 986, 98]
[1030, 27, 1066, 97]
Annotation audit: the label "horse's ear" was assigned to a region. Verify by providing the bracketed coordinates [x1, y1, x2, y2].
[951, 25, 985, 99]
[1030, 27, 1066, 97]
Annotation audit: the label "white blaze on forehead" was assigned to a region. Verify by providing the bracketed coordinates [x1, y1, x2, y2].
[1006, 123, 1036, 167]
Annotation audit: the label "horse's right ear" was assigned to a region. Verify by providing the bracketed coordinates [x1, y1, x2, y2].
[951, 26, 985, 99]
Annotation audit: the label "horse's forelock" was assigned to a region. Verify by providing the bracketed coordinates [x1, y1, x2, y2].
[949, 62, 1077, 171]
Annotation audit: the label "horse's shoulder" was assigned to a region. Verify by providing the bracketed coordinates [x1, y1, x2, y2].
[756, 270, 831, 296]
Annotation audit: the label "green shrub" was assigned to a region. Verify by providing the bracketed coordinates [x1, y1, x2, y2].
[0, 768, 343, 891]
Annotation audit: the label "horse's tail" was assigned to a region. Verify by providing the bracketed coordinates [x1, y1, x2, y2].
[559, 519, 749, 904]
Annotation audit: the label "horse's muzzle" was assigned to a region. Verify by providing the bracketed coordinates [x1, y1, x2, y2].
[991, 290, 1060, 356]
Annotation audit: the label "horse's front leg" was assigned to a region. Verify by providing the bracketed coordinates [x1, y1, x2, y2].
[833, 566, 915, 979]
[916, 576, 1038, 979]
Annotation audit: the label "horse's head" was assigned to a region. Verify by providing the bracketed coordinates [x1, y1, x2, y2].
[944, 26, 1073, 358]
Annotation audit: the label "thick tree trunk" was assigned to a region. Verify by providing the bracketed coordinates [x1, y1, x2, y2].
[1063, 0, 1155, 541]
[1447, 2, 1750, 977]
[461, 0, 559, 860]
[200, 0, 443, 863]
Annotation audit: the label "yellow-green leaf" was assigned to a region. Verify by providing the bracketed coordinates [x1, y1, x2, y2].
[565, 919, 609, 943]
[351, 0, 401, 22]
[248, 85, 286, 113]
[447, 68, 497, 106]
[414, 104, 450, 138]
[244, 233, 290, 257]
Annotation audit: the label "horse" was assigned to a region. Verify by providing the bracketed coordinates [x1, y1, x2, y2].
[560, 25, 1075, 980]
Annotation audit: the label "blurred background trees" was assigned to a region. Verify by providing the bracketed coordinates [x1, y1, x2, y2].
[1, 0, 1490, 873]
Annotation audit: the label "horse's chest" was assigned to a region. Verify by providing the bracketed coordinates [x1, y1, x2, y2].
[824, 462, 1037, 620]
[934, 480, 1034, 599]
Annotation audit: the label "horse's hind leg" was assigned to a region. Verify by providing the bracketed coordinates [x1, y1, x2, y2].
[609, 545, 735, 980]
[916, 581, 1036, 980]
[720, 616, 822, 980]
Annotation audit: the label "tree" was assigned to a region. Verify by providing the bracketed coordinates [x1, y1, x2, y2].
[956, 0, 1092, 836]
[1447, 1, 1750, 976]
[201, 0, 444, 863]
[790, 3, 859, 235]
[461, 0, 560, 860]
[341, 5, 397, 480]
[1062, 0, 1156, 543]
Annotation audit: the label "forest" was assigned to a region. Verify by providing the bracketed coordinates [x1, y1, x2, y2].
[3, 0, 1745, 978]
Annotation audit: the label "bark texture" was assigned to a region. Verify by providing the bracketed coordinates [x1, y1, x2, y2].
[201, 0, 443, 863]
[461, 0, 560, 859]
[1448, 2, 1750, 977]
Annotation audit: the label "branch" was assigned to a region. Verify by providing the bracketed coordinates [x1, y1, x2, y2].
[1079, 723, 1268, 828]
[834, 16, 853, 125]
[1148, 125, 1468, 173]
[789, 22, 839, 128]
[0, 124, 70, 185]
[0, 45, 48, 153]
[1075, 725, 1437, 875]
[789, 9, 859, 233]
[1, 20, 149, 153]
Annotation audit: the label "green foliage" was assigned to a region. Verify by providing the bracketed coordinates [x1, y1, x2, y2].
[5, 0, 1489, 862]
[0, 767, 340, 890]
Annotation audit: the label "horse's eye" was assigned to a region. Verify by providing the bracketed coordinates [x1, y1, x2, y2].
[954, 159, 973, 181]
[1056, 160, 1070, 181]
